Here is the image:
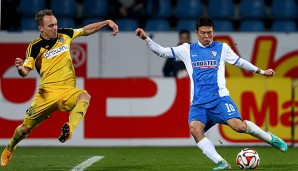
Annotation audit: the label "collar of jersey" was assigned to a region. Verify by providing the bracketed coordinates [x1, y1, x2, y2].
[197, 41, 214, 48]
[39, 34, 58, 43]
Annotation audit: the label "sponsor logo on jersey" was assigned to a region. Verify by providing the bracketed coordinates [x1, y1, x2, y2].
[192, 60, 217, 69]
[44, 45, 69, 59]
[210, 51, 217, 58]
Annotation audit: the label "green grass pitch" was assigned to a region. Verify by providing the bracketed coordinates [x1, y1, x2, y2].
[1, 146, 297, 170]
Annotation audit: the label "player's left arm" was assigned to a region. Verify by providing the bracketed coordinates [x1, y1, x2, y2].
[83, 20, 119, 36]
[235, 58, 275, 77]
[223, 43, 275, 77]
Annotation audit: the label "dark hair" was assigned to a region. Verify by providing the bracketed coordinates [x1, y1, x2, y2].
[179, 29, 190, 36]
[195, 16, 214, 31]
[35, 9, 54, 26]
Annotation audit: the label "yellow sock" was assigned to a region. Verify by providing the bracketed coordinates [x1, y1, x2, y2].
[69, 100, 89, 132]
[7, 125, 28, 152]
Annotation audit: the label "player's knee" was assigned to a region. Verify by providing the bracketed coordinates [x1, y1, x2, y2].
[189, 123, 204, 139]
[18, 124, 33, 135]
[77, 92, 91, 102]
[232, 122, 247, 133]
[85, 92, 91, 101]
[81, 92, 91, 101]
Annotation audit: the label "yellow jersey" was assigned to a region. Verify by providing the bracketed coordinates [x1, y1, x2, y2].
[23, 28, 85, 88]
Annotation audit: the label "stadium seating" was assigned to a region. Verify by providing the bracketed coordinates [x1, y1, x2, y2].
[214, 20, 234, 32]
[208, 0, 234, 19]
[82, 18, 103, 25]
[145, 19, 171, 31]
[271, 0, 297, 20]
[82, 0, 108, 18]
[176, 0, 203, 19]
[19, 0, 46, 17]
[116, 19, 138, 31]
[239, 0, 266, 19]
[146, 0, 172, 19]
[176, 19, 196, 31]
[58, 18, 76, 28]
[239, 20, 265, 32]
[20, 18, 38, 31]
[272, 21, 297, 32]
[51, 0, 77, 17]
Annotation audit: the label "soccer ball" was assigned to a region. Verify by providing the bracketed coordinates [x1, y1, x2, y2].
[236, 148, 260, 169]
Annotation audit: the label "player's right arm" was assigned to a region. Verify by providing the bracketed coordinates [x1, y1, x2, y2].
[15, 58, 31, 77]
[83, 20, 119, 37]
[18, 38, 40, 77]
[135, 28, 189, 60]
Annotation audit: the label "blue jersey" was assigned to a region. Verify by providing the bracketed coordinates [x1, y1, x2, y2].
[170, 41, 240, 105]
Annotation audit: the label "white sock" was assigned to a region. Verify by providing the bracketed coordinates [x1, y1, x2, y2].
[196, 137, 223, 164]
[245, 120, 272, 142]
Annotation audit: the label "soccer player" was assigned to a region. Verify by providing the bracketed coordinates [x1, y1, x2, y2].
[135, 16, 288, 170]
[1, 9, 119, 167]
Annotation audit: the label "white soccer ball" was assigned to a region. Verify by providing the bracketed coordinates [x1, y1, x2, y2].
[236, 148, 260, 169]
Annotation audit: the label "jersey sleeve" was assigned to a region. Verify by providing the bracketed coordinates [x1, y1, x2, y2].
[170, 43, 190, 62]
[222, 43, 240, 65]
[23, 41, 38, 70]
[72, 28, 85, 39]
[58, 28, 85, 40]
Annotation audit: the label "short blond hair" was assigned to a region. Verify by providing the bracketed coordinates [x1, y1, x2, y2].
[35, 9, 54, 26]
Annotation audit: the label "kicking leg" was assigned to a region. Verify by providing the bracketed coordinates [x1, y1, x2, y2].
[227, 119, 288, 152]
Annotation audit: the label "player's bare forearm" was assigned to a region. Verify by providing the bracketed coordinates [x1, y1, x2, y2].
[83, 20, 119, 36]
[17, 66, 30, 77]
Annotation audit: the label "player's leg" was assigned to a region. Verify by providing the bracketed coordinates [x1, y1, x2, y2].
[189, 105, 231, 170]
[1, 109, 53, 167]
[0, 124, 30, 167]
[58, 90, 91, 143]
[223, 96, 288, 152]
[69, 92, 90, 131]
[227, 119, 288, 152]
[1, 90, 58, 167]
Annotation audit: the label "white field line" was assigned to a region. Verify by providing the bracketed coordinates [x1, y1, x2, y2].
[71, 156, 104, 171]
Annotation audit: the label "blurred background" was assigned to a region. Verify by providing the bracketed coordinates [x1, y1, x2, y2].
[0, 0, 298, 148]
[1, 0, 298, 32]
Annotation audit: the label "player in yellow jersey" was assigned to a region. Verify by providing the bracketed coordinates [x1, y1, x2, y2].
[1, 9, 119, 167]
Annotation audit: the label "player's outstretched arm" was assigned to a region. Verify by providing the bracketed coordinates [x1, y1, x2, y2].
[15, 58, 31, 77]
[234, 58, 275, 77]
[83, 20, 119, 37]
[134, 28, 176, 58]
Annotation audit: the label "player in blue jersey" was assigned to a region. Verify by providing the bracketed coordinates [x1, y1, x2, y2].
[135, 16, 288, 170]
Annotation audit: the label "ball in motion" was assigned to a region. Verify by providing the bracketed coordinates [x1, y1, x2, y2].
[236, 148, 260, 169]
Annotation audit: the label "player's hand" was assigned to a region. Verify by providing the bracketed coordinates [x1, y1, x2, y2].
[15, 58, 24, 70]
[108, 20, 119, 37]
[264, 69, 275, 77]
[135, 28, 147, 40]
